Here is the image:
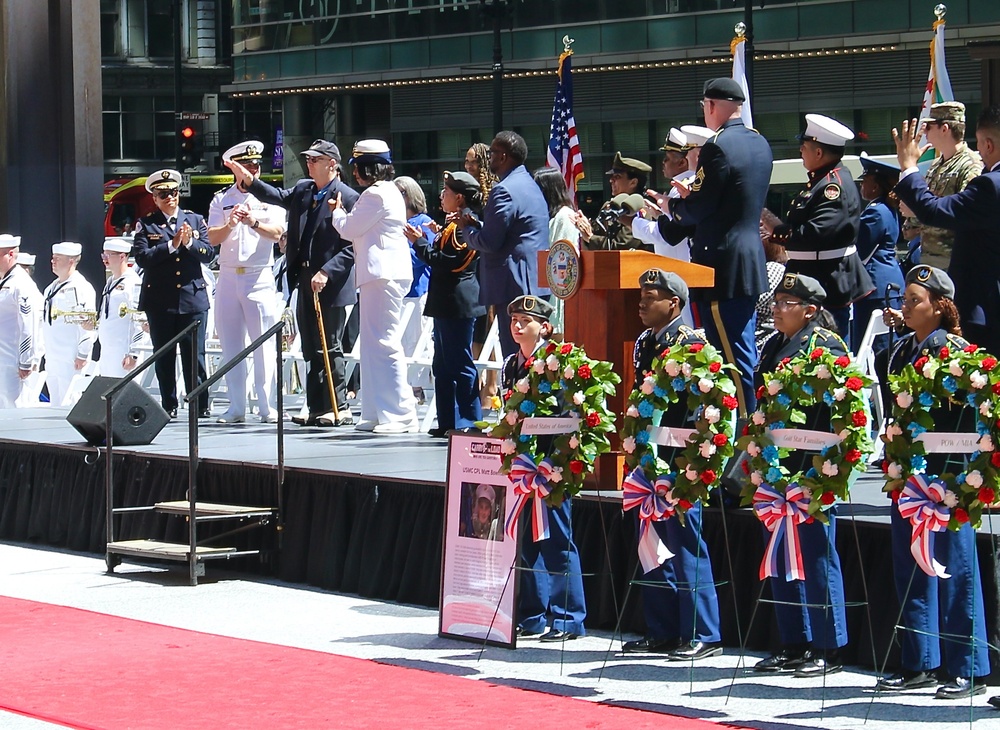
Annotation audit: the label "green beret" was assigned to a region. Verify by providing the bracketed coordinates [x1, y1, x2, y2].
[778, 272, 826, 305]
[507, 295, 554, 322]
[906, 265, 955, 299]
[638, 268, 689, 306]
[605, 151, 651, 176]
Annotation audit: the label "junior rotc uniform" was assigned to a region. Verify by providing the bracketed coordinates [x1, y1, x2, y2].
[624, 270, 722, 659]
[210, 141, 287, 423]
[42, 242, 96, 407]
[96, 238, 144, 378]
[0, 236, 44, 408]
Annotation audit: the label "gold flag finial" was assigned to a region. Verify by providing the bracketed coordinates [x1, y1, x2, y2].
[934, 4, 946, 20]
[562, 35, 575, 54]
[735, 22, 746, 38]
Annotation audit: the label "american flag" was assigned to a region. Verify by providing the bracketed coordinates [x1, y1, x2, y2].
[546, 51, 584, 198]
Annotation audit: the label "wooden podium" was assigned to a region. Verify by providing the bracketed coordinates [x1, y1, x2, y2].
[539, 249, 715, 489]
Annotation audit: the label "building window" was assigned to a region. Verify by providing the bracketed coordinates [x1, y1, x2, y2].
[147, 2, 175, 59]
[101, 0, 122, 58]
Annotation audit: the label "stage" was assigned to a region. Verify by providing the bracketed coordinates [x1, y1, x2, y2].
[0, 405, 998, 679]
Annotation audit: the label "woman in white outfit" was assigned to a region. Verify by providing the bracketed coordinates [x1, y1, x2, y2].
[330, 140, 417, 434]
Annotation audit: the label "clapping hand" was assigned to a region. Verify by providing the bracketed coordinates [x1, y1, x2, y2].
[403, 222, 423, 243]
[327, 192, 344, 212]
[645, 188, 670, 213]
[670, 177, 692, 199]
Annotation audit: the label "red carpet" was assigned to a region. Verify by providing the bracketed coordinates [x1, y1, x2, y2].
[0, 597, 742, 730]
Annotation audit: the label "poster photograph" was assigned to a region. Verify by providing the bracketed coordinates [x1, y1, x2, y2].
[439, 432, 518, 647]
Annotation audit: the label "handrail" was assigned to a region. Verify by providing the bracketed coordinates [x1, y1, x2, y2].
[182, 319, 287, 584]
[103, 319, 201, 565]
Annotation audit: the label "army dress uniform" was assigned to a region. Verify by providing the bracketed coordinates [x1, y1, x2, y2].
[96, 239, 144, 378]
[584, 152, 652, 252]
[133, 169, 214, 416]
[0, 237, 44, 408]
[42, 243, 96, 407]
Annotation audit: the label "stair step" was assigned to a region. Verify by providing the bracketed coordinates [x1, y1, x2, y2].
[106, 539, 246, 561]
[153, 501, 274, 519]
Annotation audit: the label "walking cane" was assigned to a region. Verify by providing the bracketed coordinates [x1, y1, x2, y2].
[884, 282, 901, 357]
[312, 290, 341, 421]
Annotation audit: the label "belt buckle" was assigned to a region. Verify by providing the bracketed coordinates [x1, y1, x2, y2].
[236, 266, 246, 275]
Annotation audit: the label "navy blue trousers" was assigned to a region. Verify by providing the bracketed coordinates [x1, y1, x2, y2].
[145, 309, 208, 413]
[692, 296, 757, 416]
[431, 317, 481, 430]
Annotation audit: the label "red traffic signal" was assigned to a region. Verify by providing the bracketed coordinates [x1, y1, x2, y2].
[180, 126, 195, 139]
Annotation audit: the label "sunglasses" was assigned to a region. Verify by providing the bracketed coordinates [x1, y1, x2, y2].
[155, 189, 179, 200]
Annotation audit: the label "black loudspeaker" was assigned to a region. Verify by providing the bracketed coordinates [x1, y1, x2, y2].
[66, 376, 170, 446]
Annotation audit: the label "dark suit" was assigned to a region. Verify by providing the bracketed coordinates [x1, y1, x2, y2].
[669, 119, 773, 415]
[631, 318, 721, 644]
[895, 167, 1000, 355]
[133, 208, 213, 413]
[249, 176, 360, 415]
[463, 164, 550, 357]
[886, 330, 990, 680]
[754, 320, 849, 651]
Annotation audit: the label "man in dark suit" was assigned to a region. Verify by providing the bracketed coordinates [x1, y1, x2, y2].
[226, 139, 359, 426]
[668, 78, 773, 414]
[893, 106, 1000, 356]
[133, 169, 213, 418]
[461, 130, 550, 358]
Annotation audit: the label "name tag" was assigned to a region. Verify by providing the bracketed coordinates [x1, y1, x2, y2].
[916, 432, 979, 454]
[769, 428, 841, 451]
[520, 416, 580, 435]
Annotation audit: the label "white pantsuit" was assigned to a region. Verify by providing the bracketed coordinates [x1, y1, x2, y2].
[97, 268, 144, 378]
[0, 265, 44, 408]
[42, 271, 95, 407]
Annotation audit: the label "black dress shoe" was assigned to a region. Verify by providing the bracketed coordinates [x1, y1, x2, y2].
[199, 409, 212, 419]
[515, 626, 541, 638]
[793, 650, 843, 678]
[428, 427, 448, 438]
[876, 669, 938, 692]
[935, 676, 986, 700]
[622, 637, 683, 654]
[754, 647, 811, 673]
[988, 695, 1000, 709]
[667, 640, 723, 661]
[291, 415, 317, 426]
[539, 628, 578, 643]
[167, 408, 177, 419]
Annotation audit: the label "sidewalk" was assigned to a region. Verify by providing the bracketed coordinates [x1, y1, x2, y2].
[0, 541, 995, 729]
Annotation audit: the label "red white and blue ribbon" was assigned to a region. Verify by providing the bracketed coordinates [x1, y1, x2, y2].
[505, 454, 556, 542]
[753, 483, 811, 582]
[897, 474, 951, 578]
[622, 467, 676, 573]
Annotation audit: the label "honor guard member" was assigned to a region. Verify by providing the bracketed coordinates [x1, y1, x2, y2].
[209, 141, 287, 424]
[15, 251, 36, 275]
[669, 78, 774, 415]
[624, 269, 722, 660]
[753, 274, 849, 677]
[94, 238, 143, 378]
[133, 169, 214, 419]
[766, 114, 873, 341]
[502, 295, 587, 641]
[227, 139, 359, 427]
[0, 236, 44, 408]
[42, 242, 96, 407]
[581, 152, 652, 251]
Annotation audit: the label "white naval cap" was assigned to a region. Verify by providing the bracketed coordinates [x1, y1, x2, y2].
[798, 114, 854, 148]
[660, 128, 687, 153]
[145, 169, 182, 193]
[223, 140, 264, 163]
[349, 139, 392, 165]
[103, 238, 133, 253]
[15, 252, 35, 265]
[679, 125, 716, 148]
[0, 234, 20, 250]
[52, 242, 83, 256]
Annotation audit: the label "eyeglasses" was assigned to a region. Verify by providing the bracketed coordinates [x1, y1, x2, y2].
[304, 156, 329, 165]
[769, 299, 807, 310]
[155, 190, 179, 200]
[699, 99, 713, 110]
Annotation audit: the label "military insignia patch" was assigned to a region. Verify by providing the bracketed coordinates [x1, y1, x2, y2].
[691, 167, 706, 192]
[824, 184, 840, 200]
[782, 273, 797, 290]
[915, 266, 931, 283]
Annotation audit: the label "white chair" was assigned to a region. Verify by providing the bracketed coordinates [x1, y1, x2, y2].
[854, 308, 891, 464]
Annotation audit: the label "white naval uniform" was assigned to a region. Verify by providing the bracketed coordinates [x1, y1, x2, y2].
[42, 271, 96, 406]
[0, 265, 44, 408]
[631, 170, 695, 327]
[96, 267, 144, 378]
[208, 184, 286, 418]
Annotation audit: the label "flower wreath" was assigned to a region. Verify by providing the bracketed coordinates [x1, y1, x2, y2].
[736, 347, 874, 581]
[882, 343, 1000, 548]
[487, 341, 620, 542]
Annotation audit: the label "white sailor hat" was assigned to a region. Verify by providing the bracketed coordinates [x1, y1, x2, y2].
[52, 242, 83, 257]
[145, 169, 182, 193]
[223, 140, 264, 164]
[0, 234, 21, 250]
[798, 114, 854, 148]
[349, 139, 392, 165]
[679, 125, 716, 148]
[475, 484, 496, 505]
[103, 238, 133, 253]
[660, 128, 688, 153]
[15, 252, 34, 265]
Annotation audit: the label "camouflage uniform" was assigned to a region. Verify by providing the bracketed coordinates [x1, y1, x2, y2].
[917, 143, 982, 264]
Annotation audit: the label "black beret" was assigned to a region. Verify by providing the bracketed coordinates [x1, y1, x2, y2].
[638, 268, 689, 306]
[778, 272, 826, 305]
[906, 265, 955, 299]
[507, 295, 554, 322]
[702, 78, 745, 102]
[444, 170, 481, 196]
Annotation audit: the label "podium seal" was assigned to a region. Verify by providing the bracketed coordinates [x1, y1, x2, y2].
[546, 240, 581, 299]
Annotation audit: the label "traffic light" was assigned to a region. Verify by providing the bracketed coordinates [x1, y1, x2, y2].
[179, 126, 198, 168]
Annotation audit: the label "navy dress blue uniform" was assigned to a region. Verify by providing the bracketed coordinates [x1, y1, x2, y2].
[502, 349, 586, 636]
[895, 164, 1000, 356]
[885, 329, 990, 685]
[754, 319, 849, 656]
[631, 319, 721, 646]
[133, 208, 213, 414]
[249, 176, 360, 417]
[851, 195, 904, 354]
[668, 118, 773, 415]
